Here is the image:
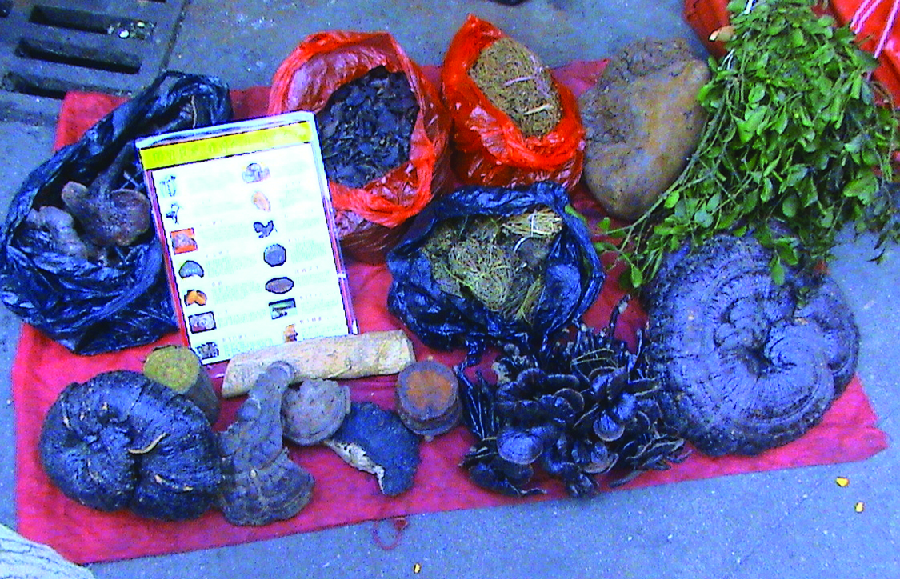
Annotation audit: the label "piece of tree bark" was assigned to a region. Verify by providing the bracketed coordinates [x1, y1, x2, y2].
[221, 330, 416, 398]
[0, 524, 95, 578]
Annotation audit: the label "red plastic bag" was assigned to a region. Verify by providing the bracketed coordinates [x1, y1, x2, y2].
[268, 31, 451, 261]
[440, 15, 585, 190]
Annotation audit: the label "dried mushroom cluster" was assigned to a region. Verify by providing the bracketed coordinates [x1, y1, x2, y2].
[459, 305, 687, 497]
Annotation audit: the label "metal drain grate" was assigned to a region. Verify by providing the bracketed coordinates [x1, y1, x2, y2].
[0, 0, 188, 123]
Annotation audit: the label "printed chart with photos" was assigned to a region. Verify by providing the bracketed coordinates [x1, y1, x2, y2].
[136, 112, 357, 365]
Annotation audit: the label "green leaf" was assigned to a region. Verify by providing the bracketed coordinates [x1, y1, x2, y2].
[598, 217, 612, 231]
[737, 106, 769, 143]
[629, 264, 643, 289]
[782, 194, 799, 218]
[770, 257, 786, 286]
[844, 133, 866, 154]
[843, 172, 877, 204]
[664, 190, 680, 209]
[693, 208, 714, 227]
[748, 83, 766, 104]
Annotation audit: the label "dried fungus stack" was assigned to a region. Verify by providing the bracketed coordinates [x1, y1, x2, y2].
[459, 309, 687, 498]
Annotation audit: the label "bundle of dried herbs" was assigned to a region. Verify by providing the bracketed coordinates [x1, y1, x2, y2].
[469, 37, 562, 138]
[316, 66, 420, 188]
[592, 0, 900, 288]
[422, 207, 562, 322]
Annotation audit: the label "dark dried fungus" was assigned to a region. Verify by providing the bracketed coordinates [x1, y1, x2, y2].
[217, 362, 314, 526]
[459, 304, 686, 498]
[316, 66, 419, 189]
[324, 402, 420, 496]
[38, 370, 221, 521]
[642, 233, 859, 457]
[282, 378, 351, 446]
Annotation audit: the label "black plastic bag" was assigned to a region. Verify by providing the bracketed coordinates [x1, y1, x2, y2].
[0, 71, 232, 355]
[387, 181, 604, 359]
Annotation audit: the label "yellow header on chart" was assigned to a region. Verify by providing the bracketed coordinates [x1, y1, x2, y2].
[139, 122, 313, 170]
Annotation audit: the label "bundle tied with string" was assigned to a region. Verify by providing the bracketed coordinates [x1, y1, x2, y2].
[387, 181, 604, 360]
[440, 15, 586, 190]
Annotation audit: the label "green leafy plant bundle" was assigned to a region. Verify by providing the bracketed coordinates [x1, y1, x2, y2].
[595, 0, 899, 288]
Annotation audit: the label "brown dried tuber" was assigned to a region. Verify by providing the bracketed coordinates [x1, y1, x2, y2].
[24, 205, 97, 261]
[61, 181, 152, 247]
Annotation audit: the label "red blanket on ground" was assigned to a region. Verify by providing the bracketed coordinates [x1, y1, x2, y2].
[14, 62, 888, 564]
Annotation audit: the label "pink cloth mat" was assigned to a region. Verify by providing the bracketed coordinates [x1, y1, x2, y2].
[13, 62, 888, 564]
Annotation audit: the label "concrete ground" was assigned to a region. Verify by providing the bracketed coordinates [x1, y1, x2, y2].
[1, 0, 898, 577]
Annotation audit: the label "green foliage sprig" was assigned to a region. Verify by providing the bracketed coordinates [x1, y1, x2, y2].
[595, 0, 900, 288]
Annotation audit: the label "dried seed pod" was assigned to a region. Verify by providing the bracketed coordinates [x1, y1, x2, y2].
[395, 360, 461, 438]
[282, 378, 351, 445]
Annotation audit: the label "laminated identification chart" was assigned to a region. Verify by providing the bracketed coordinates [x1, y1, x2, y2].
[137, 112, 356, 365]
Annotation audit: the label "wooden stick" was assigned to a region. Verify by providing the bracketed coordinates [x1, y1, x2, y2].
[221, 330, 416, 398]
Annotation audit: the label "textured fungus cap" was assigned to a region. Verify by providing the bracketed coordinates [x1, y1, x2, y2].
[39, 370, 222, 521]
[643, 234, 859, 457]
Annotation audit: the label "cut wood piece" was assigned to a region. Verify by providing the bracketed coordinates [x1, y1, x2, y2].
[221, 330, 416, 398]
[143, 345, 220, 423]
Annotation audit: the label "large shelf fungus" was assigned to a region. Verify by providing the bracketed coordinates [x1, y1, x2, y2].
[217, 362, 315, 526]
[642, 233, 860, 457]
[39, 370, 222, 521]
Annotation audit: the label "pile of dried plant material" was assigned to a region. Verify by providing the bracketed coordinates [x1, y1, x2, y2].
[316, 66, 420, 188]
[422, 206, 562, 322]
[469, 37, 562, 138]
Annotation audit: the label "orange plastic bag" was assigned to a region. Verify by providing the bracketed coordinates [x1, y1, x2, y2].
[440, 15, 585, 190]
[268, 31, 451, 261]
